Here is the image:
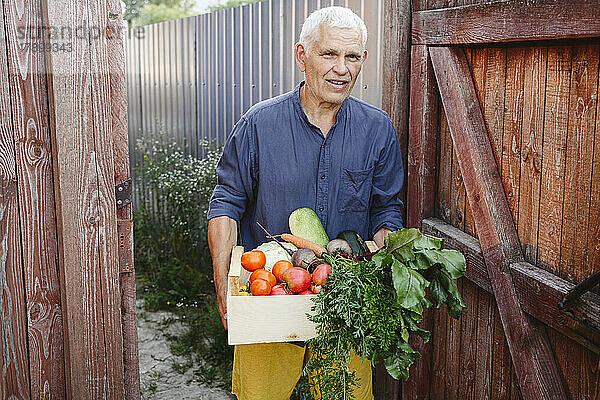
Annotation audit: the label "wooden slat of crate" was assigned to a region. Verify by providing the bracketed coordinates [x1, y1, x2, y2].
[3, 0, 67, 397]
[0, 5, 31, 397]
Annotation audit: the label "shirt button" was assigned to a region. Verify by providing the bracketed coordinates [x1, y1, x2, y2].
[319, 206, 324, 212]
[320, 174, 325, 180]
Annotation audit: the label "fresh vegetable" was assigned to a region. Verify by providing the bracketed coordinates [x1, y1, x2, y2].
[291, 247, 318, 269]
[281, 233, 327, 257]
[241, 250, 266, 272]
[298, 289, 314, 295]
[239, 283, 248, 293]
[272, 260, 293, 282]
[326, 238, 352, 257]
[270, 284, 293, 295]
[310, 284, 322, 294]
[283, 267, 312, 293]
[288, 207, 329, 247]
[302, 228, 466, 400]
[337, 230, 369, 256]
[249, 269, 277, 288]
[250, 279, 272, 296]
[254, 241, 296, 271]
[311, 263, 332, 286]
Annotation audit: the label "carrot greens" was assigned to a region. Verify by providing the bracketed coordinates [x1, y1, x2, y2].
[301, 228, 466, 400]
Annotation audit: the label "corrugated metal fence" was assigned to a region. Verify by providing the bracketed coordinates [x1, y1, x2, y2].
[124, 0, 385, 161]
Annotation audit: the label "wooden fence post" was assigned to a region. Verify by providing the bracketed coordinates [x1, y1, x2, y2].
[42, 0, 126, 398]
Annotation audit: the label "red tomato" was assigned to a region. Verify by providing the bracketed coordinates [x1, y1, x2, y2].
[250, 269, 277, 287]
[312, 263, 332, 286]
[272, 260, 293, 282]
[270, 284, 293, 295]
[250, 279, 272, 296]
[298, 289, 314, 295]
[241, 250, 266, 272]
[283, 267, 311, 293]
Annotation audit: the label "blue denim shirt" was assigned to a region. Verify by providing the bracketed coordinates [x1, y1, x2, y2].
[207, 82, 404, 251]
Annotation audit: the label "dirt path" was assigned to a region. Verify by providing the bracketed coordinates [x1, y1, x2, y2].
[137, 300, 235, 400]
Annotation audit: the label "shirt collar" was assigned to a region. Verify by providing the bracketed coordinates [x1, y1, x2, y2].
[293, 81, 349, 136]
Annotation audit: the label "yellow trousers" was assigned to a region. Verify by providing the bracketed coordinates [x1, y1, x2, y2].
[231, 342, 373, 400]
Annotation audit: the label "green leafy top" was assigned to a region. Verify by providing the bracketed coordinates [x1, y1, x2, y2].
[302, 228, 466, 399]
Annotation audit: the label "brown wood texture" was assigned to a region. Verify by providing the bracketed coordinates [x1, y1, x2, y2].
[2, 0, 67, 398]
[537, 46, 571, 277]
[403, 44, 439, 400]
[518, 47, 547, 265]
[0, 5, 31, 398]
[382, 0, 411, 229]
[377, 3, 412, 396]
[422, 218, 600, 354]
[105, 0, 140, 397]
[412, 0, 600, 45]
[471, 46, 508, 400]
[430, 46, 567, 400]
[559, 45, 599, 283]
[43, 0, 125, 397]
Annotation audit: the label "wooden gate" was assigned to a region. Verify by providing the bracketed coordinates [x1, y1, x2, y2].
[386, 0, 600, 399]
[0, 0, 139, 398]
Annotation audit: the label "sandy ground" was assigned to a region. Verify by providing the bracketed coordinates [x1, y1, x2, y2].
[137, 300, 235, 400]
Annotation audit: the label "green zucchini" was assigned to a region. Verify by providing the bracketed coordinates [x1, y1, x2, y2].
[288, 207, 330, 248]
[337, 230, 369, 256]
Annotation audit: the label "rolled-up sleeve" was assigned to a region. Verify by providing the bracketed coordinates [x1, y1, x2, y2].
[207, 117, 256, 222]
[369, 120, 405, 238]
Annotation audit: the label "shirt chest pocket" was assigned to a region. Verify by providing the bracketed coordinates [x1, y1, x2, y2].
[338, 166, 374, 213]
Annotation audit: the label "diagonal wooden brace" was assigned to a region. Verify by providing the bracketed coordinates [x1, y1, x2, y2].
[429, 46, 567, 400]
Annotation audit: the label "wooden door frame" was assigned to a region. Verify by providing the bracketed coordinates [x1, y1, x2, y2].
[405, 1, 600, 399]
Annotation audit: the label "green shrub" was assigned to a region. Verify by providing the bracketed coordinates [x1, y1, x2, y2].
[134, 138, 220, 309]
[133, 136, 233, 388]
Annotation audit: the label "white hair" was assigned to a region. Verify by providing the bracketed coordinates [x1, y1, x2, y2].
[299, 6, 367, 52]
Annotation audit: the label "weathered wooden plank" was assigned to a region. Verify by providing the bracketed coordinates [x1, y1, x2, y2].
[0, 5, 31, 398]
[422, 217, 600, 354]
[382, 0, 411, 223]
[436, 106, 453, 224]
[490, 305, 511, 400]
[468, 47, 496, 400]
[43, 0, 125, 397]
[587, 46, 600, 286]
[106, 0, 140, 398]
[403, 43, 438, 400]
[444, 280, 462, 400]
[560, 45, 599, 283]
[412, 0, 600, 45]
[580, 349, 600, 400]
[518, 46, 547, 264]
[456, 279, 479, 400]
[429, 45, 567, 399]
[429, 307, 446, 399]
[538, 46, 571, 277]
[3, 0, 67, 397]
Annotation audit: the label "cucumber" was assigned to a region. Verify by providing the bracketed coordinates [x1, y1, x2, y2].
[337, 230, 369, 256]
[288, 207, 330, 248]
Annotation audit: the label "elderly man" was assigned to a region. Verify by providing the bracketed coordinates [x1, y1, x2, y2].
[207, 6, 404, 400]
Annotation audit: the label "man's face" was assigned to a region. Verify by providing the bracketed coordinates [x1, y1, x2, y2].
[297, 26, 366, 105]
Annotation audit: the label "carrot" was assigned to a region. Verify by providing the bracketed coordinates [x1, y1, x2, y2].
[281, 233, 327, 257]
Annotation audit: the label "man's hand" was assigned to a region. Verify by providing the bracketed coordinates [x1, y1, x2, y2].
[208, 216, 238, 330]
[373, 227, 392, 249]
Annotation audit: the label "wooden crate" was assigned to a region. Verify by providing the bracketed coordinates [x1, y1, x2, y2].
[227, 242, 378, 345]
[227, 246, 318, 345]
